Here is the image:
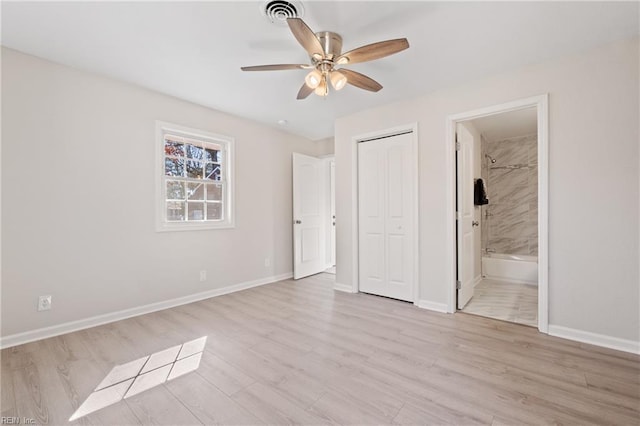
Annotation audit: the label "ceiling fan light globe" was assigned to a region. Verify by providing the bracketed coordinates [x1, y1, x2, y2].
[305, 69, 322, 89]
[314, 78, 328, 97]
[330, 71, 347, 91]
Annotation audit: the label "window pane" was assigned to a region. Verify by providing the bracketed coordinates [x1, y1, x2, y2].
[204, 147, 221, 163]
[186, 160, 204, 179]
[187, 183, 205, 200]
[166, 201, 185, 221]
[165, 158, 184, 177]
[207, 202, 222, 220]
[164, 139, 184, 157]
[188, 202, 205, 220]
[166, 181, 185, 200]
[205, 163, 221, 181]
[186, 144, 204, 160]
[206, 184, 222, 201]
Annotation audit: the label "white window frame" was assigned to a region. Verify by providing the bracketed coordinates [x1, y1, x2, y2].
[155, 121, 235, 232]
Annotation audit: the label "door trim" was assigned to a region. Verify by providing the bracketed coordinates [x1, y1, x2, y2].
[350, 123, 419, 303]
[445, 94, 549, 333]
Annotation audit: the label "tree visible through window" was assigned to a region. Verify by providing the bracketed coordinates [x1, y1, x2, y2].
[157, 122, 234, 231]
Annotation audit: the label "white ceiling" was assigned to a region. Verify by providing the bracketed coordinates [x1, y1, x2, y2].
[2, 1, 638, 141]
[471, 107, 537, 142]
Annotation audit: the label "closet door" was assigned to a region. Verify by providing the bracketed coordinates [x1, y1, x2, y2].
[358, 132, 415, 302]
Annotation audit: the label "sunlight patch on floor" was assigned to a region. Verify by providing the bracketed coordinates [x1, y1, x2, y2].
[69, 336, 207, 421]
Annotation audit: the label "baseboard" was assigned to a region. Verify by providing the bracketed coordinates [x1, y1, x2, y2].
[0, 272, 293, 349]
[483, 275, 537, 286]
[548, 324, 640, 355]
[333, 282, 355, 293]
[417, 299, 449, 313]
[473, 275, 483, 288]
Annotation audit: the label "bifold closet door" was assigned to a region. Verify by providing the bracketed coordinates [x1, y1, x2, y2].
[358, 132, 415, 302]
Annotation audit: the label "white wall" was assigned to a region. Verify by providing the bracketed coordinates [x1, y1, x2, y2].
[314, 137, 335, 156]
[1, 48, 322, 338]
[335, 38, 639, 344]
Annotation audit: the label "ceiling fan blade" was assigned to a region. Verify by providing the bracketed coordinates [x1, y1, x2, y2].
[336, 38, 409, 65]
[287, 18, 325, 58]
[241, 64, 312, 71]
[297, 82, 314, 100]
[340, 69, 383, 92]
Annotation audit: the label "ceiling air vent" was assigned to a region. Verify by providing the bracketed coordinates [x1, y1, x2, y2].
[261, 0, 304, 26]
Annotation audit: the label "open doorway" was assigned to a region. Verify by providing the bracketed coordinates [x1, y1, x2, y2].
[448, 95, 548, 332]
[458, 108, 538, 326]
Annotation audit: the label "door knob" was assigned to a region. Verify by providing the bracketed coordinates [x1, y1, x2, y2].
[294, 220, 302, 224]
[472, 221, 479, 227]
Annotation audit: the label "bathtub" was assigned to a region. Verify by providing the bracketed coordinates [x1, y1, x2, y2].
[482, 253, 538, 285]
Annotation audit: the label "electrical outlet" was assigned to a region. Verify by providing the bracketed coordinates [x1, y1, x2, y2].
[264, 257, 271, 267]
[199, 270, 207, 282]
[38, 295, 52, 311]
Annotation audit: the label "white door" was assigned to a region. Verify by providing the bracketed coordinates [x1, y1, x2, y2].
[329, 159, 336, 267]
[358, 132, 415, 302]
[456, 124, 475, 309]
[293, 153, 326, 279]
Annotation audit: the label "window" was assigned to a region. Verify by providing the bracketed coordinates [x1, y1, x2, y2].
[156, 121, 234, 231]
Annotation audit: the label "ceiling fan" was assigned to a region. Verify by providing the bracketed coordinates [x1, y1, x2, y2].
[241, 18, 409, 99]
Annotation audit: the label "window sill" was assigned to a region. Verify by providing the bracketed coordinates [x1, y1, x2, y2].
[155, 221, 235, 232]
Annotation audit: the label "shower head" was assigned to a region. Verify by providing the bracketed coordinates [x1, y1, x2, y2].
[485, 154, 497, 164]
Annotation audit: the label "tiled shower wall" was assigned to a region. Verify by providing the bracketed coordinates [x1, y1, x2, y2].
[481, 134, 538, 256]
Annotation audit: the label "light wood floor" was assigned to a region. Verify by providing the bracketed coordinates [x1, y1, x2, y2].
[2, 273, 639, 425]
[461, 279, 538, 327]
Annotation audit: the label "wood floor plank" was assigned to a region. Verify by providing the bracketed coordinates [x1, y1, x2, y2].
[55, 357, 141, 425]
[11, 341, 91, 425]
[125, 385, 202, 425]
[392, 400, 491, 426]
[12, 359, 51, 425]
[585, 370, 640, 399]
[0, 351, 16, 416]
[231, 382, 328, 425]
[252, 339, 406, 420]
[356, 358, 497, 425]
[2, 273, 638, 424]
[195, 350, 255, 396]
[308, 390, 395, 425]
[165, 372, 260, 425]
[433, 354, 638, 424]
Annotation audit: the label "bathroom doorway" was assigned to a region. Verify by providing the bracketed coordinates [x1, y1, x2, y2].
[448, 96, 549, 332]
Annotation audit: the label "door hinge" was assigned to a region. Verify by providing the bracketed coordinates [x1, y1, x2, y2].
[455, 141, 461, 151]
[456, 280, 462, 290]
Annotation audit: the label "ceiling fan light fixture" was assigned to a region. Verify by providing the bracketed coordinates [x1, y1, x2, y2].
[241, 17, 409, 100]
[329, 70, 347, 91]
[305, 69, 322, 88]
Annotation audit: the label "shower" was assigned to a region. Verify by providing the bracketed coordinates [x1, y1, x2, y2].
[485, 154, 497, 163]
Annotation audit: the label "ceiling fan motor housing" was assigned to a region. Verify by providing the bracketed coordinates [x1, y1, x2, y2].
[315, 31, 343, 60]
